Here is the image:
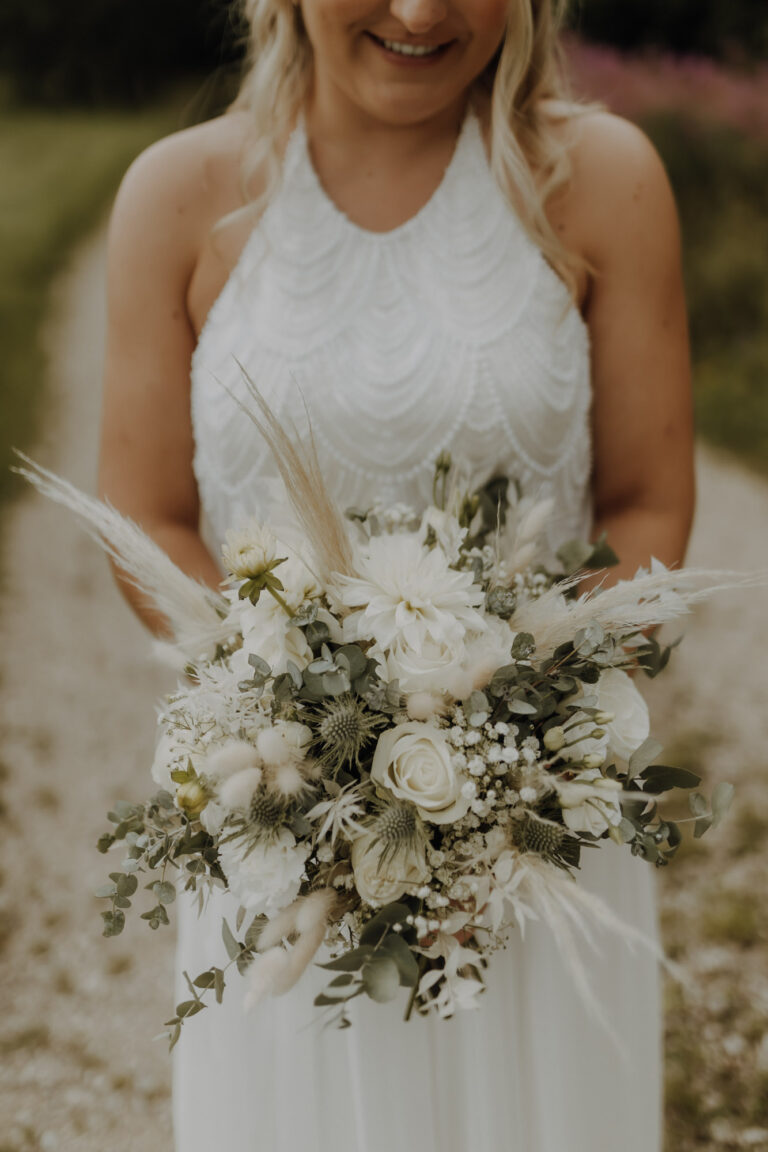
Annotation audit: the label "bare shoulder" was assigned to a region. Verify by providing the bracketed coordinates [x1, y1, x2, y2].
[549, 109, 681, 272]
[107, 112, 252, 281]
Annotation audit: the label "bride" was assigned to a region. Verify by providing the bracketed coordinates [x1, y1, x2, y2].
[98, 0, 695, 1148]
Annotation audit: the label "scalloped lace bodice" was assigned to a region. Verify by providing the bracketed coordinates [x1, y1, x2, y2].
[191, 106, 593, 556]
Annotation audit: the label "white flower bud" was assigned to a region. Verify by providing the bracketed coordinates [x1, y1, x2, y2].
[543, 726, 566, 752]
[582, 751, 607, 770]
[175, 781, 208, 818]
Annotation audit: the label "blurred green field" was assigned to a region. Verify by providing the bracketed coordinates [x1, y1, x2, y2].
[0, 96, 187, 516]
[647, 116, 768, 478]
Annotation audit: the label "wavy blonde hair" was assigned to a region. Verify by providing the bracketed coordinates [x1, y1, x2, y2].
[230, 0, 591, 295]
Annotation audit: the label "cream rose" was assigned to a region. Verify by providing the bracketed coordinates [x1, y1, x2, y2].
[371, 722, 471, 824]
[555, 769, 623, 836]
[350, 833, 429, 908]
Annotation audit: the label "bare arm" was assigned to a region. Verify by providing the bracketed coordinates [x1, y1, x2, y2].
[559, 114, 695, 585]
[99, 129, 228, 634]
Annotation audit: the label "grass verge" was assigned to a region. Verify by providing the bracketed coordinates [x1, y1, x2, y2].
[0, 93, 191, 520]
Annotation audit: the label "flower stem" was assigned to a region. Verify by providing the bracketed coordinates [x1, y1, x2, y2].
[267, 585, 294, 617]
[404, 955, 430, 1022]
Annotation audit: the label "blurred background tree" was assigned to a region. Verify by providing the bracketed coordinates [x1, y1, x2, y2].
[0, 0, 243, 105]
[574, 0, 768, 62]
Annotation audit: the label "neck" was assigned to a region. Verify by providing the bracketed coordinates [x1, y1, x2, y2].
[305, 73, 473, 160]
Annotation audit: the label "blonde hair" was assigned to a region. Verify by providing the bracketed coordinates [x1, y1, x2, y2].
[230, 0, 592, 295]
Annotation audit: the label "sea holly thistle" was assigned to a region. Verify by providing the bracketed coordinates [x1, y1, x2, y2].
[310, 692, 386, 772]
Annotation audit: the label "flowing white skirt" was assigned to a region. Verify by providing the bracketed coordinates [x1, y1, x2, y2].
[172, 843, 661, 1152]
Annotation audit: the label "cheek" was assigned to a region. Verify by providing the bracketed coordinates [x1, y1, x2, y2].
[470, 0, 509, 43]
[304, 0, 376, 39]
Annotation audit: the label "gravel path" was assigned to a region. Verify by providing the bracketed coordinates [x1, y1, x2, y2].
[0, 229, 766, 1152]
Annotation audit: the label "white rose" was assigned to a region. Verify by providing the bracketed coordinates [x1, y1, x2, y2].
[555, 769, 623, 836]
[380, 634, 465, 695]
[594, 668, 650, 762]
[350, 833, 429, 908]
[371, 722, 471, 824]
[218, 829, 310, 915]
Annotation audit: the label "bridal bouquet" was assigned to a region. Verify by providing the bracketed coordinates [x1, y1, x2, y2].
[17, 393, 748, 1047]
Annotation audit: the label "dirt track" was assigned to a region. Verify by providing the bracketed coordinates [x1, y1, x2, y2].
[0, 228, 766, 1151]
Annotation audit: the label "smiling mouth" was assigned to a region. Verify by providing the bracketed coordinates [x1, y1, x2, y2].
[367, 32, 454, 59]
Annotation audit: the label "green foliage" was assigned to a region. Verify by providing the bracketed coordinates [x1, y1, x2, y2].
[0, 96, 186, 538]
[643, 116, 768, 476]
[573, 0, 768, 62]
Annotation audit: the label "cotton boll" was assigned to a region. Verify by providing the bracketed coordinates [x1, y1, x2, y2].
[256, 721, 312, 768]
[406, 691, 447, 721]
[219, 766, 263, 812]
[206, 740, 261, 783]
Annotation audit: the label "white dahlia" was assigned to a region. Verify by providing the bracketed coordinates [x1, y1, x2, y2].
[331, 532, 485, 653]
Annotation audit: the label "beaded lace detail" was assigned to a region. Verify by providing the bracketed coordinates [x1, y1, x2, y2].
[191, 108, 593, 556]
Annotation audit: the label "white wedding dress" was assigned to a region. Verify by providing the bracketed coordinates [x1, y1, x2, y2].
[175, 105, 662, 1152]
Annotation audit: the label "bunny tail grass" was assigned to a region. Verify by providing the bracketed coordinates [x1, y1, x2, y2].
[512, 565, 768, 661]
[14, 453, 230, 658]
[227, 367, 356, 579]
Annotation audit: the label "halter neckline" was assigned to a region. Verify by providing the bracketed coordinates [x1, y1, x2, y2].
[288, 105, 479, 242]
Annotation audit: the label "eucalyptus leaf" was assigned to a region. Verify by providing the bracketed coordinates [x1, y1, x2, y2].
[688, 792, 709, 817]
[628, 738, 665, 780]
[359, 903, 412, 946]
[222, 918, 240, 962]
[694, 815, 713, 839]
[214, 968, 225, 1004]
[362, 954, 400, 1003]
[507, 698, 538, 716]
[154, 881, 176, 905]
[117, 874, 138, 898]
[378, 934, 419, 987]
[318, 946, 376, 972]
[176, 1000, 205, 1019]
[192, 970, 217, 990]
[557, 539, 594, 574]
[640, 765, 702, 794]
[711, 782, 735, 829]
